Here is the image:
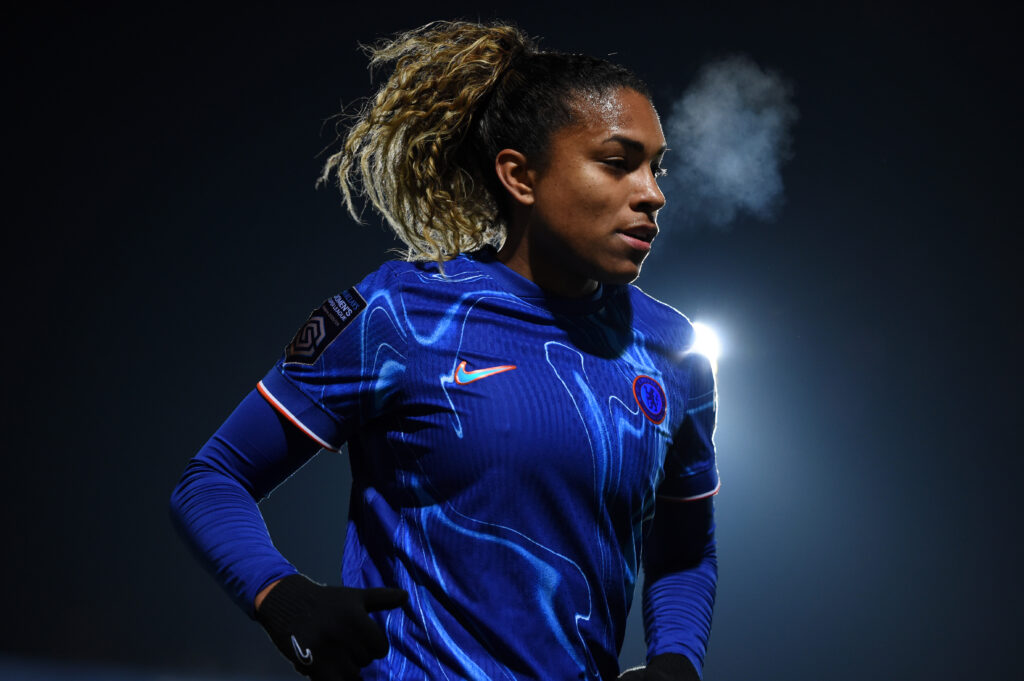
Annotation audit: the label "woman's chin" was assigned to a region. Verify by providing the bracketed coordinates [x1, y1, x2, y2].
[598, 261, 644, 286]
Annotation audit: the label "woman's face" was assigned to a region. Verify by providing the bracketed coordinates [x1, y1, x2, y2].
[499, 87, 667, 297]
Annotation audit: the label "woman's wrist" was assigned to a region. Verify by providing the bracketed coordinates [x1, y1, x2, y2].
[254, 578, 283, 612]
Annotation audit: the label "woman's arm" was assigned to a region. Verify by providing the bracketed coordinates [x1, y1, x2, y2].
[638, 496, 717, 680]
[168, 388, 322, 618]
[170, 387, 409, 677]
[630, 347, 719, 678]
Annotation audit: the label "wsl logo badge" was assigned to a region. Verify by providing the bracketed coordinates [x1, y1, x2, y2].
[285, 287, 367, 364]
[290, 316, 326, 357]
[633, 375, 667, 424]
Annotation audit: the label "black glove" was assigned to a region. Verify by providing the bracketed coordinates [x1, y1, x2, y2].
[255, 573, 409, 681]
[618, 653, 701, 680]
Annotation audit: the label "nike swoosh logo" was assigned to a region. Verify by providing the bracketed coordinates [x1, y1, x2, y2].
[291, 634, 313, 666]
[454, 360, 517, 385]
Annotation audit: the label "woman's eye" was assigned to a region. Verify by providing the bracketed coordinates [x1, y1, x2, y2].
[652, 165, 668, 178]
[603, 158, 628, 169]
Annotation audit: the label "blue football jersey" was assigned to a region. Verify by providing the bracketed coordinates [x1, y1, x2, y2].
[257, 246, 718, 680]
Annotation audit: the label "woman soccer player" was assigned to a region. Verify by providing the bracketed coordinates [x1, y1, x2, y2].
[170, 20, 719, 681]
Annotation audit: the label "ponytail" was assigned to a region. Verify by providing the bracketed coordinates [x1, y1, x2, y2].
[320, 21, 533, 264]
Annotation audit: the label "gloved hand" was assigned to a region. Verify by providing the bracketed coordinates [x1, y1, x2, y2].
[255, 573, 409, 681]
[618, 653, 701, 680]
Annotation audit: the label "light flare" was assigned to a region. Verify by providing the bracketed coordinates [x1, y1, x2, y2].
[691, 321, 721, 374]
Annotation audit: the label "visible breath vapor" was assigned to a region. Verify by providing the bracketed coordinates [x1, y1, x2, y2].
[660, 55, 798, 230]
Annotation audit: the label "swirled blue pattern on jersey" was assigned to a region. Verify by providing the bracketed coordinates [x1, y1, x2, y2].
[259, 246, 718, 680]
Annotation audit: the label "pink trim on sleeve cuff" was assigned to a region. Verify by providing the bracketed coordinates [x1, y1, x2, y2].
[256, 380, 339, 451]
[656, 478, 721, 502]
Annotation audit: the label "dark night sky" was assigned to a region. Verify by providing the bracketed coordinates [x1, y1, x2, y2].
[3, 2, 1020, 680]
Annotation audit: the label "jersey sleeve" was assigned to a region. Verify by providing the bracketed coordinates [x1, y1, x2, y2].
[658, 352, 720, 501]
[641, 496, 718, 675]
[257, 262, 409, 451]
[169, 389, 321, 618]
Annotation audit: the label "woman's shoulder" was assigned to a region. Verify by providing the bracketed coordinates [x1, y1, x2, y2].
[623, 284, 696, 349]
[350, 252, 490, 299]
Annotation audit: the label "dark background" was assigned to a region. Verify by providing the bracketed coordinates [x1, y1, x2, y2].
[3, 2, 1020, 679]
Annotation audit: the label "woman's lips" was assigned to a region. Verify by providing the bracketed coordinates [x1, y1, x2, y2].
[617, 223, 657, 252]
[617, 231, 653, 251]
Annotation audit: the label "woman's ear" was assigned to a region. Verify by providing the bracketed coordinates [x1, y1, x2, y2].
[494, 149, 536, 207]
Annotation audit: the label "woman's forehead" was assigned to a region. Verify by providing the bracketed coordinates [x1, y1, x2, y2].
[563, 88, 665, 149]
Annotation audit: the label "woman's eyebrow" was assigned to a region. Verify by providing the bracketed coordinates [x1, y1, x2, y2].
[601, 134, 668, 156]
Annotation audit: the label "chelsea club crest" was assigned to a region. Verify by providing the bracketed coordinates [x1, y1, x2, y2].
[632, 375, 667, 424]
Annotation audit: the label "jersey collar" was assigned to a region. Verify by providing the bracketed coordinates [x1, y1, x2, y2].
[464, 246, 615, 316]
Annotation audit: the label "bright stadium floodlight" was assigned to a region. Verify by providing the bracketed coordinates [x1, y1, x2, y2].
[691, 321, 721, 373]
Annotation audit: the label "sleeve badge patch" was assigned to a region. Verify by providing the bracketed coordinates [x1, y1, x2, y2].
[284, 287, 367, 364]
